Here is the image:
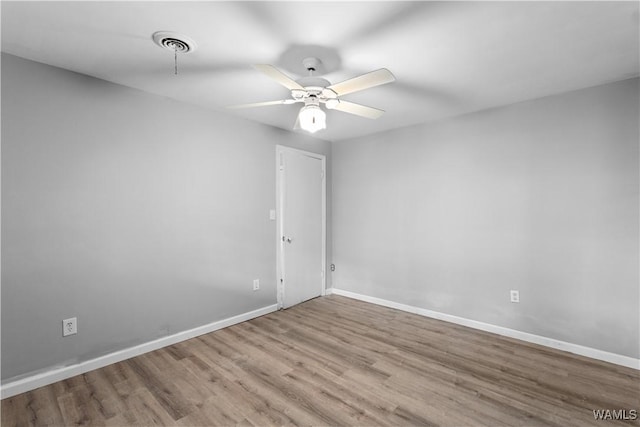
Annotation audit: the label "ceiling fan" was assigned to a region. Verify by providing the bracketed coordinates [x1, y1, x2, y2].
[228, 57, 395, 133]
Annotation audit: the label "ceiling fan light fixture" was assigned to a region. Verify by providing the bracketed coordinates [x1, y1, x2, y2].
[298, 104, 326, 133]
[324, 99, 339, 110]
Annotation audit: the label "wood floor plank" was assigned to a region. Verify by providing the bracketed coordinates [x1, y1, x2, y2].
[125, 356, 194, 421]
[2, 295, 638, 426]
[2, 393, 33, 426]
[124, 388, 178, 426]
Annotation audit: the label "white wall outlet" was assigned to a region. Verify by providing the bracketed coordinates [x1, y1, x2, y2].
[62, 317, 77, 336]
[269, 209, 276, 220]
[253, 279, 260, 291]
[510, 290, 520, 303]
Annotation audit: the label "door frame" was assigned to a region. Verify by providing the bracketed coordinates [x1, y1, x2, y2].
[275, 145, 326, 309]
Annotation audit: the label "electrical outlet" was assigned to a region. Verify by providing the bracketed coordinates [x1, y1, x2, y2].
[253, 279, 260, 291]
[510, 290, 520, 303]
[330, 264, 335, 272]
[62, 317, 77, 336]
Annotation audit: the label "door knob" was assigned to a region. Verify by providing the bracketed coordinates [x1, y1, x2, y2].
[282, 236, 293, 243]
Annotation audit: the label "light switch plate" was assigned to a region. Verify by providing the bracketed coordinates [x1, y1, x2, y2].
[510, 290, 520, 303]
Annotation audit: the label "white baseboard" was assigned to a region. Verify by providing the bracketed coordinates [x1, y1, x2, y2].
[1, 304, 278, 399]
[330, 288, 639, 370]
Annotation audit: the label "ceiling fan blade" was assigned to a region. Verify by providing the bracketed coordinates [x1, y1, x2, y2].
[330, 100, 385, 119]
[254, 64, 305, 91]
[327, 68, 395, 96]
[227, 99, 297, 109]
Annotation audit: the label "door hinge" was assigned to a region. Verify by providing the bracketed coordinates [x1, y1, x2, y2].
[321, 170, 325, 179]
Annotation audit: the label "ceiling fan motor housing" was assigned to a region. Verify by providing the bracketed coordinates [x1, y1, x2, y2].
[296, 76, 331, 88]
[292, 76, 337, 106]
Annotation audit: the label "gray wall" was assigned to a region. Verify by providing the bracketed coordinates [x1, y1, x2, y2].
[332, 78, 639, 358]
[1, 54, 331, 381]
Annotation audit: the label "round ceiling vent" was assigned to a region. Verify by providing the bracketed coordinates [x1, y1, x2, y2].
[152, 31, 196, 53]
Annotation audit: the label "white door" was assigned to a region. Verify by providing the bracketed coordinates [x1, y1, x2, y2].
[276, 146, 326, 309]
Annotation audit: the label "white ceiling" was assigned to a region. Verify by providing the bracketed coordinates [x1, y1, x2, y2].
[2, 1, 638, 142]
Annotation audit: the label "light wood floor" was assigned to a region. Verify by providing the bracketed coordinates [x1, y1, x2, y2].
[2, 295, 639, 426]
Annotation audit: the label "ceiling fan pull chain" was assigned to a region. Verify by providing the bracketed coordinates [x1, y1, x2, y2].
[174, 44, 178, 75]
[151, 32, 196, 76]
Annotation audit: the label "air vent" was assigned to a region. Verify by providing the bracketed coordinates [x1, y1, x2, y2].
[152, 31, 196, 53]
